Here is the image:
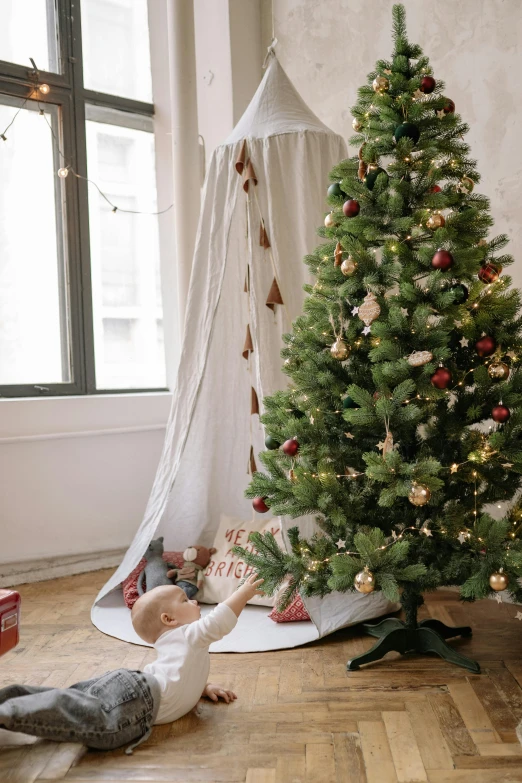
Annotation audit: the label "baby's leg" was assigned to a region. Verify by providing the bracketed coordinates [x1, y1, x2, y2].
[0, 684, 55, 705]
[0, 669, 156, 751]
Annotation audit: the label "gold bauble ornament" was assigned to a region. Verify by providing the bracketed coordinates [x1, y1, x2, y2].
[330, 339, 350, 360]
[372, 76, 389, 94]
[408, 350, 433, 367]
[358, 292, 381, 326]
[489, 570, 509, 591]
[341, 256, 357, 276]
[488, 361, 510, 381]
[352, 117, 363, 132]
[324, 212, 336, 228]
[354, 566, 375, 594]
[426, 213, 446, 230]
[408, 482, 431, 506]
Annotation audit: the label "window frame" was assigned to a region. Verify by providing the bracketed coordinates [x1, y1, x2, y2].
[0, 0, 169, 398]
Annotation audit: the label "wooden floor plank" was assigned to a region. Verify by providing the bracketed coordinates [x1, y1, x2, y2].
[448, 682, 502, 745]
[305, 741, 336, 783]
[358, 721, 398, 783]
[406, 698, 454, 771]
[382, 711, 428, 782]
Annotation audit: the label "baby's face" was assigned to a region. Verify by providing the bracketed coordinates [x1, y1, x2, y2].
[162, 585, 201, 627]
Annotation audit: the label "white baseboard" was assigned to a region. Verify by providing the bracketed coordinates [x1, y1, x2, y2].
[0, 549, 126, 588]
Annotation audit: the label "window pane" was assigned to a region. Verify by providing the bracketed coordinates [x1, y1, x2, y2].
[81, 0, 152, 102]
[0, 97, 70, 386]
[85, 107, 166, 390]
[0, 1, 59, 73]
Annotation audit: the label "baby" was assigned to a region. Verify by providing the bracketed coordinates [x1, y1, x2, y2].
[0, 573, 264, 754]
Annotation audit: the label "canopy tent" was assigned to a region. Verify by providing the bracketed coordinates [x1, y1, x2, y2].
[92, 55, 397, 651]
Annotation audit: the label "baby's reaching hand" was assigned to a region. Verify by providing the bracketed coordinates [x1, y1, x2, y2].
[238, 573, 265, 601]
[203, 684, 237, 703]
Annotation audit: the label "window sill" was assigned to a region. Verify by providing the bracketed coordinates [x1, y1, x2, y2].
[0, 391, 172, 440]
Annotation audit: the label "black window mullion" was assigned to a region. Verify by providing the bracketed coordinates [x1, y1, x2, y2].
[0, 0, 166, 398]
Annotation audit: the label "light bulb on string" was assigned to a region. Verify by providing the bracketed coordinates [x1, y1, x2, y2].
[57, 167, 69, 179]
[38, 83, 50, 95]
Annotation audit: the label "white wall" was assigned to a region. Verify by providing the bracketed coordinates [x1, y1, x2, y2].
[272, 0, 522, 289]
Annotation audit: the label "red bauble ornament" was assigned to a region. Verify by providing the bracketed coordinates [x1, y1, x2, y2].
[420, 75, 436, 94]
[431, 367, 452, 389]
[443, 98, 455, 114]
[343, 199, 360, 218]
[252, 497, 269, 513]
[478, 263, 502, 284]
[429, 185, 442, 193]
[475, 336, 496, 357]
[282, 438, 299, 457]
[492, 404, 510, 423]
[431, 249, 454, 271]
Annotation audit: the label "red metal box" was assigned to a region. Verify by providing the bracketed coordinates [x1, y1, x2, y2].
[0, 589, 20, 656]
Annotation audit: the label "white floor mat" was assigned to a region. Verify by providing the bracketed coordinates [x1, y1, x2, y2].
[91, 588, 320, 652]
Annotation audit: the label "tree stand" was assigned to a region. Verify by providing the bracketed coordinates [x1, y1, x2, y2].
[347, 590, 480, 674]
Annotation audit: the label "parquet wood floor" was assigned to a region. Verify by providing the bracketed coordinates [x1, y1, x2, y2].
[1, 571, 522, 782]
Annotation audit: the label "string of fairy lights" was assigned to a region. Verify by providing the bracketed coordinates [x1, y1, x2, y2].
[1, 61, 174, 217]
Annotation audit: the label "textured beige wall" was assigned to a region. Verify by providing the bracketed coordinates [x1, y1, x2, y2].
[272, 0, 522, 286]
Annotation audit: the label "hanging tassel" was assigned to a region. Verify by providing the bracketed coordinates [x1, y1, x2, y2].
[243, 158, 258, 192]
[251, 387, 259, 415]
[334, 241, 343, 267]
[259, 221, 271, 248]
[247, 445, 257, 475]
[235, 139, 247, 175]
[242, 324, 254, 359]
[266, 278, 284, 311]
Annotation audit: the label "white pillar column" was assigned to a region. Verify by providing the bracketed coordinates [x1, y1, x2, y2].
[166, 0, 200, 335]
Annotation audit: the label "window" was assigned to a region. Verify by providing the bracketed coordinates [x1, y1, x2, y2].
[0, 0, 168, 397]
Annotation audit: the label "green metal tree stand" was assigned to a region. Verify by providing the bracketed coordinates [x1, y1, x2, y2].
[347, 590, 480, 674]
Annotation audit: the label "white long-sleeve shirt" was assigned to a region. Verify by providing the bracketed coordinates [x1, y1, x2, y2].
[143, 603, 237, 724]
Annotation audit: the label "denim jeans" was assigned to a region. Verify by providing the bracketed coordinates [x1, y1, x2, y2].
[0, 668, 160, 754]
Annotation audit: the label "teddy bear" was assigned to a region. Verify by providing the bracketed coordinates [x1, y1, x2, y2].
[167, 545, 216, 599]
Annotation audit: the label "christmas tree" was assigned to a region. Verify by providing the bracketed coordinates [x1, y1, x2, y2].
[235, 4, 522, 672]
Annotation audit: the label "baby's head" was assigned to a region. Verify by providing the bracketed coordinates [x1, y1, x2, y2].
[131, 585, 200, 644]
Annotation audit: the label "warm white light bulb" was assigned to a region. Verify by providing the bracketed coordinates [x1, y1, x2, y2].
[39, 83, 50, 95]
[57, 167, 69, 178]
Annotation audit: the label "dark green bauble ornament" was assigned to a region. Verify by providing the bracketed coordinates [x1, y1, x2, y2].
[450, 283, 469, 303]
[394, 122, 420, 144]
[265, 435, 280, 450]
[291, 408, 306, 419]
[364, 166, 388, 191]
[342, 396, 359, 409]
[327, 182, 345, 199]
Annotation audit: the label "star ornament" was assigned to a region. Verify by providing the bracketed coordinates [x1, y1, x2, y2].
[495, 593, 503, 604]
[345, 432, 355, 439]
[400, 307, 409, 317]
[412, 89, 424, 100]
[502, 463, 514, 469]
[437, 109, 446, 119]
[336, 539, 346, 549]
[384, 69, 392, 75]
[457, 532, 468, 544]
[351, 306, 359, 316]
[450, 464, 459, 474]
[362, 325, 371, 336]
[421, 525, 433, 537]
[459, 336, 469, 348]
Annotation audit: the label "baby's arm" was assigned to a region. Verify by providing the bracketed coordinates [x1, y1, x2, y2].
[223, 574, 265, 617]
